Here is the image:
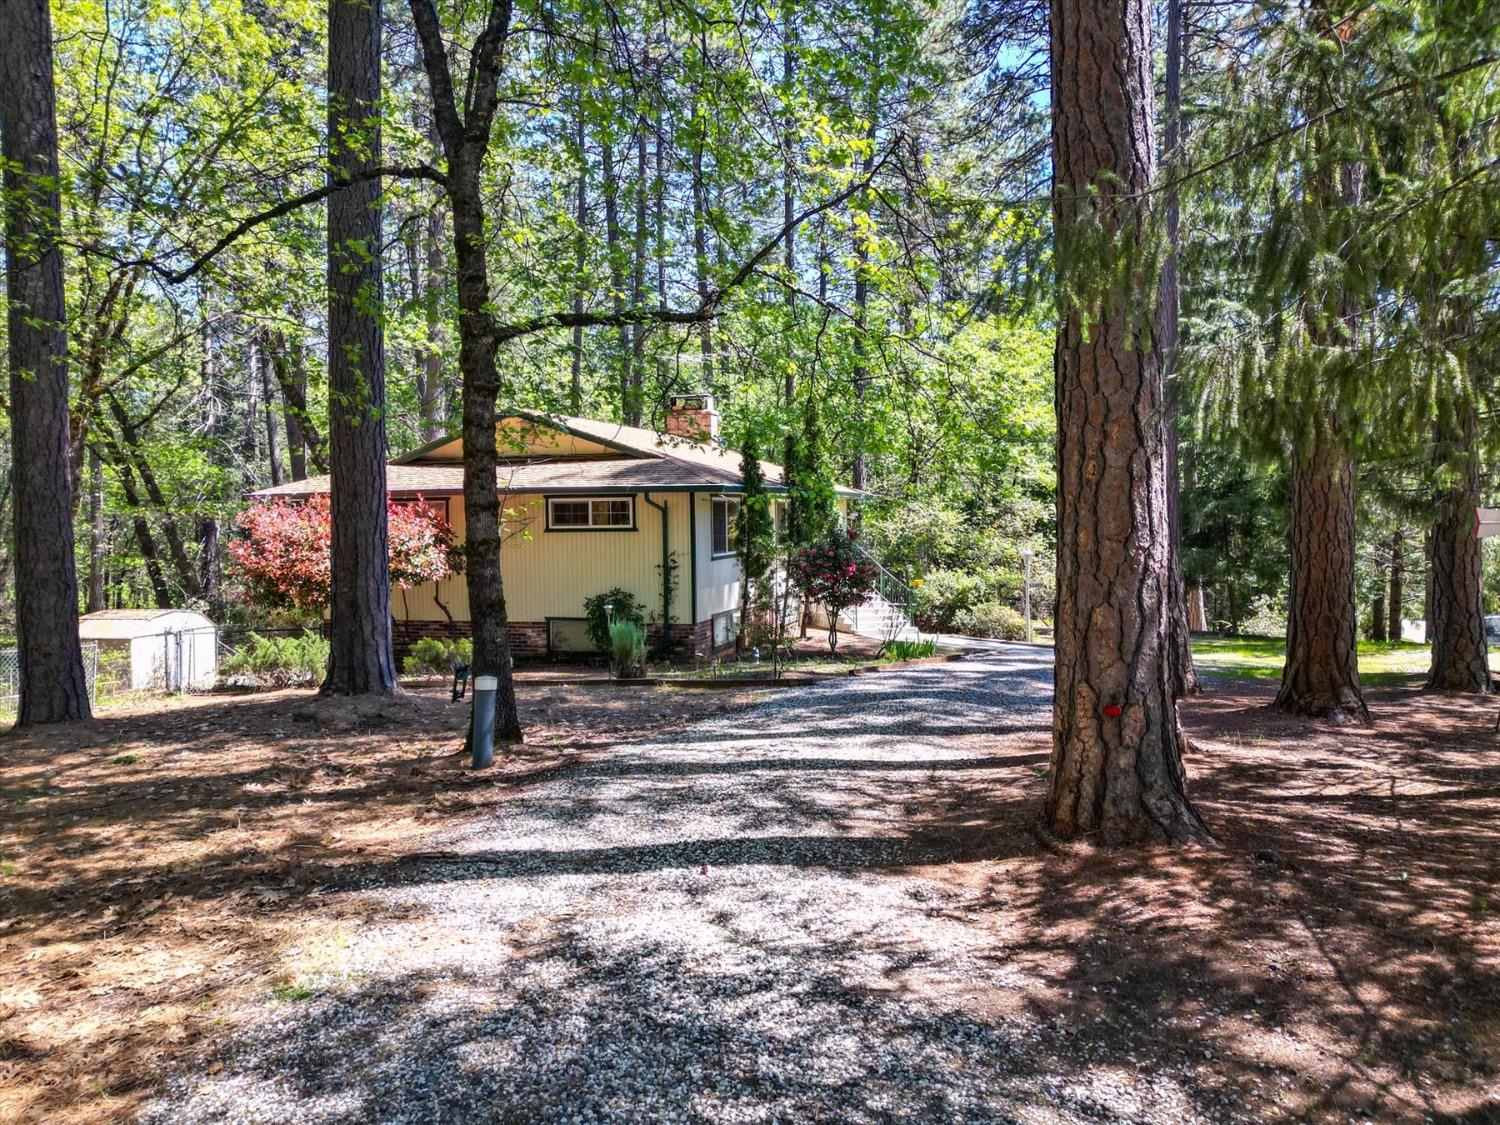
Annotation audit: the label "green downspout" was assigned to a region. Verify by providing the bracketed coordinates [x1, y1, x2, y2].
[688, 492, 698, 626]
[643, 492, 671, 654]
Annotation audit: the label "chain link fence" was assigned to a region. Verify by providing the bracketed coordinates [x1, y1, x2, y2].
[0, 642, 100, 721]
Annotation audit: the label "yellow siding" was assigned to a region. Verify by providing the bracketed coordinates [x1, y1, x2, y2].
[394, 492, 698, 626]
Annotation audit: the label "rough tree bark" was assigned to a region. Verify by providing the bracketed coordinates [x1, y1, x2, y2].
[104, 394, 203, 599]
[322, 0, 396, 696]
[409, 0, 524, 746]
[256, 330, 284, 488]
[1044, 0, 1208, 844]
[1370, 573, 1387, 642]
[1186, 582, 1207, 633]
[1426, 397, 1488, 692]
[1274, 3, 1368, 722]
[1, 0, 92, 724]
[691, 135, 714, 385]
[277, 335, 309, 481]
[781, 5, 796, 405]
[1274, 428, 1368, 721]
[268, 333, 326, 476]
[570, 88, 587, 414]
[1161, 0, 1198, 699]
[850, 106, 875, 494]
[87, 449, 107, 613]
[1388, 528, 1404, 644]
[198, 310, 222, 608]
[420, 201, 447, 439]
[417, 109, 448, 442]
[602, 130, 631, 417]
[629, 121, 648, 425]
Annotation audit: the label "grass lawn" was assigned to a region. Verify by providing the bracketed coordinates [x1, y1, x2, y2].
[1192, 634, 1433, 685]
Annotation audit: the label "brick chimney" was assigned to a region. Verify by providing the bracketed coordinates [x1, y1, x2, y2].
[664, 393, 720, 442]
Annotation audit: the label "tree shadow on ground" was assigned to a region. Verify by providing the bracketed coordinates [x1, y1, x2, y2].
[4, 669, 1497, 1124]
[903, 678, 1500, 1122]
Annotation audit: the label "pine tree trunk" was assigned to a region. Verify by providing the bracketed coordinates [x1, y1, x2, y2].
[1161, 0, 1197, 699]
[570, 92, 587, 414]
[408, 0, 524, 752]
[1187, 581, 1207, 632]
[1371, 580, 1387, 642]
[86, 449, 107, 613]
[629, 125, 647, 425]
[781, 7, 796, 405]
[1388, 529, 1404, 643]
[1274, 430, 1367, 721]
[104, 396, 202, 599]
[198, 313, 223, 608]
[269, 335, 326, 476]
[850, 109, 875, 493]
[691, 138, 714, 384]
[602, 132, 631, 418]
[280, 335, 309, 481]
[322, 0, 396, 696]
[421, 203, 447, 439]
[1, 0, 91, 724]
[257, 331, 284, 487]
[1426, 406, 1488, 691]
[450, 154, 523, 745]
[1045, 0, 1208, 845]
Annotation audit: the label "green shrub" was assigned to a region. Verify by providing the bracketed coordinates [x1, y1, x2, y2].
[909, 569, 986, 631]
[886, 638, 937, 660]
[220, 631, 329, 687]
[952, 601, 1027, 640]
[402, 636, 473, 677]
[584, 588, 645, 652]
[609, 619, 647, 677]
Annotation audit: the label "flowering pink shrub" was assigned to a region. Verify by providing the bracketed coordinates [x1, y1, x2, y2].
[787, 530, 878, 652]
[229, 496, 462, 612]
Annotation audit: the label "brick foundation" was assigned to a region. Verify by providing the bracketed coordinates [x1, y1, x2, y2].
[390, 618, 722, 663]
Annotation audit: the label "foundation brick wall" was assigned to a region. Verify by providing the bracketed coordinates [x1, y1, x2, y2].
[389, 618, 722, 663]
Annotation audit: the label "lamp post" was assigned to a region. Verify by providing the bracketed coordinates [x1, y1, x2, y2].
[1020, 548, 1034, 643]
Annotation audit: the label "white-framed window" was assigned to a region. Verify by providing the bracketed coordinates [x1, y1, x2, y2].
[711, 496, 740, 557]
[392, 496, 450, 522]
[546, 496, 635, 531]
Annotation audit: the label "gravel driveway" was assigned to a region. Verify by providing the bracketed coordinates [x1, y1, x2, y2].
[139, 646, 1230, 1124]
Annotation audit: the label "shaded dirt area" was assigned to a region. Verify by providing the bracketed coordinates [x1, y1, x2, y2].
[914, 677, 1499, 1123]
[0, 680, 762, 1124]
[3, 666, 1498, 1124]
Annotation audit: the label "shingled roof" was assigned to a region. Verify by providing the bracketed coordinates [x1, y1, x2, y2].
[249, 411, 861, 500]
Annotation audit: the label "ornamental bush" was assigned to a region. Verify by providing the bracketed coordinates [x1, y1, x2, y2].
[229, 496, 462, 612]
[583, 588, 645, 652]
[220, 631, 330, 687]
[787, 530, 878, 652]
[402, 636, 473, 677]
[952, 601, 1026, 641]
[909, 569, 987, 632]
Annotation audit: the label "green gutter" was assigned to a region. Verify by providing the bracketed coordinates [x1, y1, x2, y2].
[642, 492, 672, 654]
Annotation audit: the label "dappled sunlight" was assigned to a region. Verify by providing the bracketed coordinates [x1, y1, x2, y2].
[3, 655, 1497, 1122]
[0, 680, 761, 1121]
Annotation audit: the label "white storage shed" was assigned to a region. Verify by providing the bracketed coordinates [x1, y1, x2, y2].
[78, 609, 218, 692]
